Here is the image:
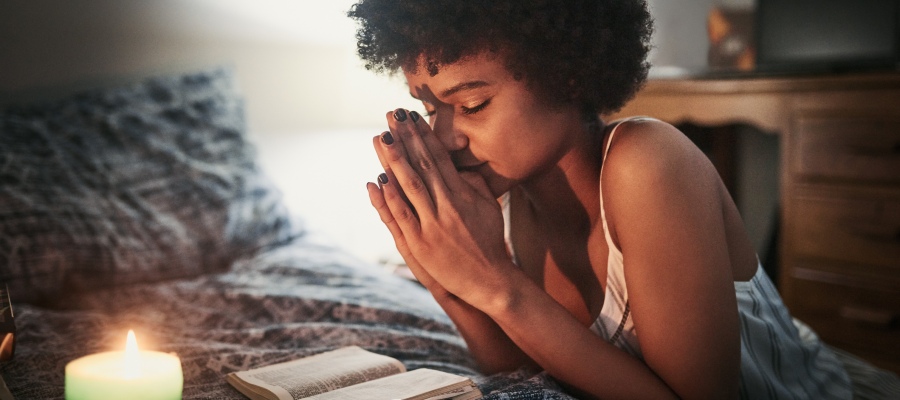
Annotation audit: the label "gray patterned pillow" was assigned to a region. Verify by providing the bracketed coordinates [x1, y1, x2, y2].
[0, 68, 299, 305]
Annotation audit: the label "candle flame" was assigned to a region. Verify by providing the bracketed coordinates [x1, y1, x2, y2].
[123, 330, 141, 379]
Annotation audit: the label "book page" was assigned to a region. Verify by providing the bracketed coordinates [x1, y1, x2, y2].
[231, 346, 406, 400]
[421, 385, 482, 400]
[305, 368, 481, 400]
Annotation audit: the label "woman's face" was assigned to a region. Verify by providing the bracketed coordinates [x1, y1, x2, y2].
[403, 52, 586, 198]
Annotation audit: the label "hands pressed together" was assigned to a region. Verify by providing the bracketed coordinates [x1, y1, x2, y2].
[365, 108, 513, 309]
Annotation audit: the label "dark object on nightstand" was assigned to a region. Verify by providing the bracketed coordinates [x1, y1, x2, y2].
[707, 6, 756, 73]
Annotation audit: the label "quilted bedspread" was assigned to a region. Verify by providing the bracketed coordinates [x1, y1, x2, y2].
[2, 237, 575, 399]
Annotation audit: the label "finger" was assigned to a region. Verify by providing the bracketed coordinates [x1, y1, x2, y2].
[366, 181, 436, 287]
[386, 109, 452, 203]
[376, 169, 424, 241]
[373, 134, 414, 211]
[406, 110, 465, 192]
[372, 133, 391, 170]
[366, 180, 413, 257]
[379, 111, 437, 217]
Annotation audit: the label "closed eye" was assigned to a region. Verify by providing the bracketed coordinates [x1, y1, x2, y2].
[461, 98, 491, 115]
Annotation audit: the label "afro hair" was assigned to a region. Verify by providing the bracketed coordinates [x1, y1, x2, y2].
[348, 0, 653, 117]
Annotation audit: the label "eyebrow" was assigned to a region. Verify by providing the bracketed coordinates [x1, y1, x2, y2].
[440, 80, 490, 98]
[409, 80, 491, 101]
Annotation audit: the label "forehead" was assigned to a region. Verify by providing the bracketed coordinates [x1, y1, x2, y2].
[403, 53, 512, 98]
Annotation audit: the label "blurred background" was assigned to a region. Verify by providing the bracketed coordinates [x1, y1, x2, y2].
[1, 0, 763, 265]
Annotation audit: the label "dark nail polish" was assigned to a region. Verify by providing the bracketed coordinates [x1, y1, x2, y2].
[393, 109, 407, 122]
[378, 173, 389, 184]
[410, 110, 420, 122]
[381, 131, 394, 145]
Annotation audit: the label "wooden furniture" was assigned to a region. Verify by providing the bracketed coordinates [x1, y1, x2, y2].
[606, 72, 900, 373]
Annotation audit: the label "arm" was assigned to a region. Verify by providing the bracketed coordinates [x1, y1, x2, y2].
[599, 119, 742, 399]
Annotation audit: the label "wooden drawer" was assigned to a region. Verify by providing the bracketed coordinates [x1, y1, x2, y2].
[791, 116, 900, 183]
[787, 270, 900, 372]
[790, 193, 900, 273]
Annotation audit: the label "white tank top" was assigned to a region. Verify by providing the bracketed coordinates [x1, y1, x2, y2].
[502, 117, 852, 399]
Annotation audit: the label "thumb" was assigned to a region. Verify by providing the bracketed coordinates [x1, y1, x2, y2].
[459, 171, 493, 200]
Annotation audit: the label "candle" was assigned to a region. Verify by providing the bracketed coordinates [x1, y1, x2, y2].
[65, 330, 183, 400]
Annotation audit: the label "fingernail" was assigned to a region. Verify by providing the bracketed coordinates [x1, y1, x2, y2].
[378, 173, 389, 185]
[393, 109, 407, 122]
[381, 131, 394, 145]
[410, 110, 420, 122]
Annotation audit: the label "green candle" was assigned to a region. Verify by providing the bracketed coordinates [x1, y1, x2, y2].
[65, 330, 182, 400]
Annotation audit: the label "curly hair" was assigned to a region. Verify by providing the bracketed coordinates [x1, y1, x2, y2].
[347, 0, 653, 116]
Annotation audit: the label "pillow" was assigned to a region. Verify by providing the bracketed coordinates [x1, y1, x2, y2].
[0, 67, 299, 305]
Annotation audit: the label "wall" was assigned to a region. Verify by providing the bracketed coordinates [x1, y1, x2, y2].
[0, 0, 420, 135]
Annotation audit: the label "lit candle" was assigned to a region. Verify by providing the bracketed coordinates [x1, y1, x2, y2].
[65, 330, 183, 400]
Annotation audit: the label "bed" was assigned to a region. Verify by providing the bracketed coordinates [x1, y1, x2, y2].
[0, 68, 573, 399]
[3, 67, 898, 400]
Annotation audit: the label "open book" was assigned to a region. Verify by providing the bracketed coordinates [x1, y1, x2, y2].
[225, 346, 482, 400]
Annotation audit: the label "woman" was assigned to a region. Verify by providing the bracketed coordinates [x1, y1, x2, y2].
[350, 1, 852, 398]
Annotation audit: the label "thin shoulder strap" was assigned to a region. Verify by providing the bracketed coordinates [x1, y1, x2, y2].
[501, 192, 517, 265]
[598, 119, 632, 249]
[602, 121, 625, 161]
[599, 116, 654, 236]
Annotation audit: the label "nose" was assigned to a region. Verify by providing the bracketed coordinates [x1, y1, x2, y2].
[430, 112, 468, 152]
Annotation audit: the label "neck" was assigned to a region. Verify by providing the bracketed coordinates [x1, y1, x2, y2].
[517, 119, 606, 230]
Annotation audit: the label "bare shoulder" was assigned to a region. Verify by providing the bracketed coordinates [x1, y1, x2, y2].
[601, 118, 725, 242]
[603, 118, 718, 190]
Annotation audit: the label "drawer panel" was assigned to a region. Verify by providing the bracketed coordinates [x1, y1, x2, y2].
[791, 194, 900, 271]
[792, 116, 900, 183]
[786, 271, 900, 369]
